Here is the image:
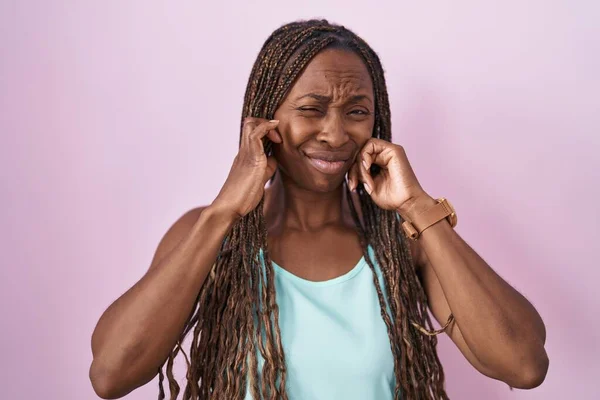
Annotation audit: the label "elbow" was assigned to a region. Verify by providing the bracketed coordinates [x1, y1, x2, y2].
[89, 359, 128, 399]
[508, 348, 549, 389]
[89, 355, 158, 399]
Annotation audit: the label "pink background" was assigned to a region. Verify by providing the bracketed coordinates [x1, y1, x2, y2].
[1, 1, 598, 399]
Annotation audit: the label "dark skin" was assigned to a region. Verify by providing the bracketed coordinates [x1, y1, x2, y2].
[262, 48, 374, 282]
[244, 48, 548, 388]
[89, 48, 547, 398]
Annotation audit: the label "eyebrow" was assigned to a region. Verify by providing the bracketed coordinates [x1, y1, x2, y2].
[296, 93, 373, 105]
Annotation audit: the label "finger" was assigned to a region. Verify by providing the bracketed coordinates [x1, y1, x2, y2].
[242, 117, 258, 138]
[250, 120, 280, 141]
[263, 155, 278, 185]
[241, 117, 260, 149]
[266, 126, 282, 143]
[347, 161, 360, 191]
[357, 155, 376, 195]
[248, 120, 280, 154]
[360, 138, 396, 170]
[242, 117, 280, 145]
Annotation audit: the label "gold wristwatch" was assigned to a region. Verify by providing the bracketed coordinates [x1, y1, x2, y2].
[401, 197, 457, 240]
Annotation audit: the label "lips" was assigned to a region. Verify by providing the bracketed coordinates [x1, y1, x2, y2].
[303, 150, 352, 175]
[303, 150, 352, 162]
[306, 157, 347, 174]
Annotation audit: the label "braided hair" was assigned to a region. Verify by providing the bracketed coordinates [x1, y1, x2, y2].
[158, 19, 449, 400]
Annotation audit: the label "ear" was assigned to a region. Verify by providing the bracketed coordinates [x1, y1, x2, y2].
[267, 127, 283, 143]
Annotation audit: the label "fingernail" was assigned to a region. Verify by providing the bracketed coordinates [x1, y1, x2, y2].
[270, 119, 279, 123]
[364, 183, 372, 194]
[362, 160, 369, 170]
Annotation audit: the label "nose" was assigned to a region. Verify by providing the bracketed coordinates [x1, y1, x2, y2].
[316, 110, 350, 148]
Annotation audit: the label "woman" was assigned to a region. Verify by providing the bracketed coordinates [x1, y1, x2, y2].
[89, 19, 548, 400]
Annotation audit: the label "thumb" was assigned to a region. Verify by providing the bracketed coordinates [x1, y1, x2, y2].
[262, 155, 278, 185]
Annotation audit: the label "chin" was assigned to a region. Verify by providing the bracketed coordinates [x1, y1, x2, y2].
[303, 173, 346, 193]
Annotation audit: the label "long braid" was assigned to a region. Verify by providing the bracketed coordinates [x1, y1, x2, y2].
[158, 19, 449, 399]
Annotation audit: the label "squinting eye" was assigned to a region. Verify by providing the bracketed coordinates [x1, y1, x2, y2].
[298, 107, 325, 117]
[350, 110, 369, 115]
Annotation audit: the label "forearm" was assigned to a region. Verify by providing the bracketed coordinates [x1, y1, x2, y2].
[90, 204, 236, 397]
[399, 195, 547, 374]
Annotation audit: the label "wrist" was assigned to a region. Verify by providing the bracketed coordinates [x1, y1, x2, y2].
[205, 201, 241, 227]
[397, 192, 437, 222]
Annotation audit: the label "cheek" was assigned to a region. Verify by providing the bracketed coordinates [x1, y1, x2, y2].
[273, 115, 319, 147]
[351, 121, 375, 146]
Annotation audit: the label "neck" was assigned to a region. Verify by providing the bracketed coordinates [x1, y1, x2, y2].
[265, 171, 350, 232]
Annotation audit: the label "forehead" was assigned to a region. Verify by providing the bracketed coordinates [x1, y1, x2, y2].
[286, 48, 374, 99]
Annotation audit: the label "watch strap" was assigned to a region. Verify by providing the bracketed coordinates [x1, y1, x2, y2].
[402, 198, 456, 240]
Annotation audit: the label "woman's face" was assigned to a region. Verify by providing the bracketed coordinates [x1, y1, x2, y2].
[272, 47, 375, 193]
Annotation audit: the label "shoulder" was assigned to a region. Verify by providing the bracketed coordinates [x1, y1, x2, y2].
[147, 206, 210, 272]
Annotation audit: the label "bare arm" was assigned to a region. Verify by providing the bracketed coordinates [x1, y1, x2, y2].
[403, 195, 549, 389]
[89, 203, 237, 399]
[89, 118, 280, 398]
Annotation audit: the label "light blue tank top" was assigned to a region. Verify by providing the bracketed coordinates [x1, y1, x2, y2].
[244, 244, 397, 399]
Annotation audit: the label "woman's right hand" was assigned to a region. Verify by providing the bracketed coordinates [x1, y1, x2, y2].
[211, 117, 282, 220]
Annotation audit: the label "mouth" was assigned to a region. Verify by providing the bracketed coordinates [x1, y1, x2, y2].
[306, 157, 347, 174]
[304, 153, 350, 175]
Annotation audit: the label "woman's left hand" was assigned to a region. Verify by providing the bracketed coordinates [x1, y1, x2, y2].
[347, 138, 429, 212]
